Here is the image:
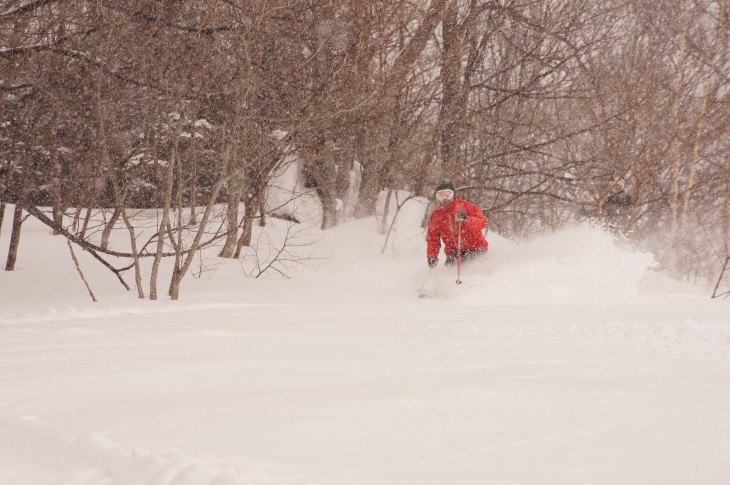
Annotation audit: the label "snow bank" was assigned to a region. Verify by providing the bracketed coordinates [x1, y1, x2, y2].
[423, 224, 658, 305]
[1, 413, 300, 485]
[2, 201, 730, 485]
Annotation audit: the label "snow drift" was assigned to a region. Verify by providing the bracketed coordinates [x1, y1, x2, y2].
[2, 200, 730, 485]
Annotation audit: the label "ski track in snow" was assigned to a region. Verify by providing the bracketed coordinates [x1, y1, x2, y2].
[0, 303, 289, 326]
[0, 412, 304, 485]
[438, 317, 730, 363]
[3, 209, 730, 484]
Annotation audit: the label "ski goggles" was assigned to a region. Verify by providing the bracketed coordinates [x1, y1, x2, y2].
[435, 189, 454, 201]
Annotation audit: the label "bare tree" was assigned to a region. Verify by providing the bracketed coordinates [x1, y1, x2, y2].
[2, 0, 729, 295]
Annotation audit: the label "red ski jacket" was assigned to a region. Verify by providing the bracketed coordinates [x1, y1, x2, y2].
[427, 198, 488, 261]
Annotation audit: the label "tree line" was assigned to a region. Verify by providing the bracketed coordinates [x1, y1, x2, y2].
[1, 0, 728, 298]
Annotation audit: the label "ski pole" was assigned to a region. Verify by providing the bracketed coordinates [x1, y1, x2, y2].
[456, 219, 462, 285]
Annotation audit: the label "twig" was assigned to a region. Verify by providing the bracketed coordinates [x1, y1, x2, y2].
[711, 255, 729, 299]
[67, 240, 97, 302]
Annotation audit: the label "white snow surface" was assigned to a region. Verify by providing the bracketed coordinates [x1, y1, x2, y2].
[1, 197, 730, 485]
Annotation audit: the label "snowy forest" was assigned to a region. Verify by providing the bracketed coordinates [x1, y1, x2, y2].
[1, 0, 729, 299]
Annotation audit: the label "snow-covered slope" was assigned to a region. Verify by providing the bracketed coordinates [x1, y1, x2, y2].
[1, 200, 729, 485]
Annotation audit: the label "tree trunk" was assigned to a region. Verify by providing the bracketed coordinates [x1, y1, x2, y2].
[150, 121, 181, 300]
[189, 141, 198, 225]
[168, 137, 186, 298]
[667, 0, 690, 277]
[93, 35, 116, 248]
[0, 201, 5, 239]
[679, 2, 723, 245]
[314, 159, 339, 229]
[439, 0, 461, 176]
[100, 207, 120, 250]
[235, 180, 266, 256]
[234, 196, 256, 259]
[169, 163, 230, 300]
[78, 208, 93, 239]
[258, 188, 267, 227]
[121, 208, 145, 299]
[334, 155, 353, 203]
[219, 177, 241, 258]
[354, 157, 383, 218]
[380, 188, 393, 234]
[4, 205, 23, 271]
[318, 187, 338, 230]
[49, 117, 65, 234]
[234, 153, 280, 257]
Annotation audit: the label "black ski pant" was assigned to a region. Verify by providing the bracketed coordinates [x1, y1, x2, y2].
[445, 249, 485, 266]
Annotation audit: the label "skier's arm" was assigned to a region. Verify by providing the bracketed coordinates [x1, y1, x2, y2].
[464, 202, 487, 231]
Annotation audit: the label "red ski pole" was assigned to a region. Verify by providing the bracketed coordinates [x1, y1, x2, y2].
[456, 219, 462, 285]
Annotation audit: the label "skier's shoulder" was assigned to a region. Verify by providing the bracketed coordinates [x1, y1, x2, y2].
[454, 197, 480, 212]
[429, 204, 447, 222]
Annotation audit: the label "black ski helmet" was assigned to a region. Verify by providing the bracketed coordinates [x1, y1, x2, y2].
[435, 179, 456, 194]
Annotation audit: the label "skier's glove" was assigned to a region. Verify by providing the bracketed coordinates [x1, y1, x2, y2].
[455, 212, 467, 222]
[427, 258, 438, 268]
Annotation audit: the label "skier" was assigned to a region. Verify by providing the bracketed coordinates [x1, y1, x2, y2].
[426, 180, 488, 268]
[603, 182, 632, 230]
